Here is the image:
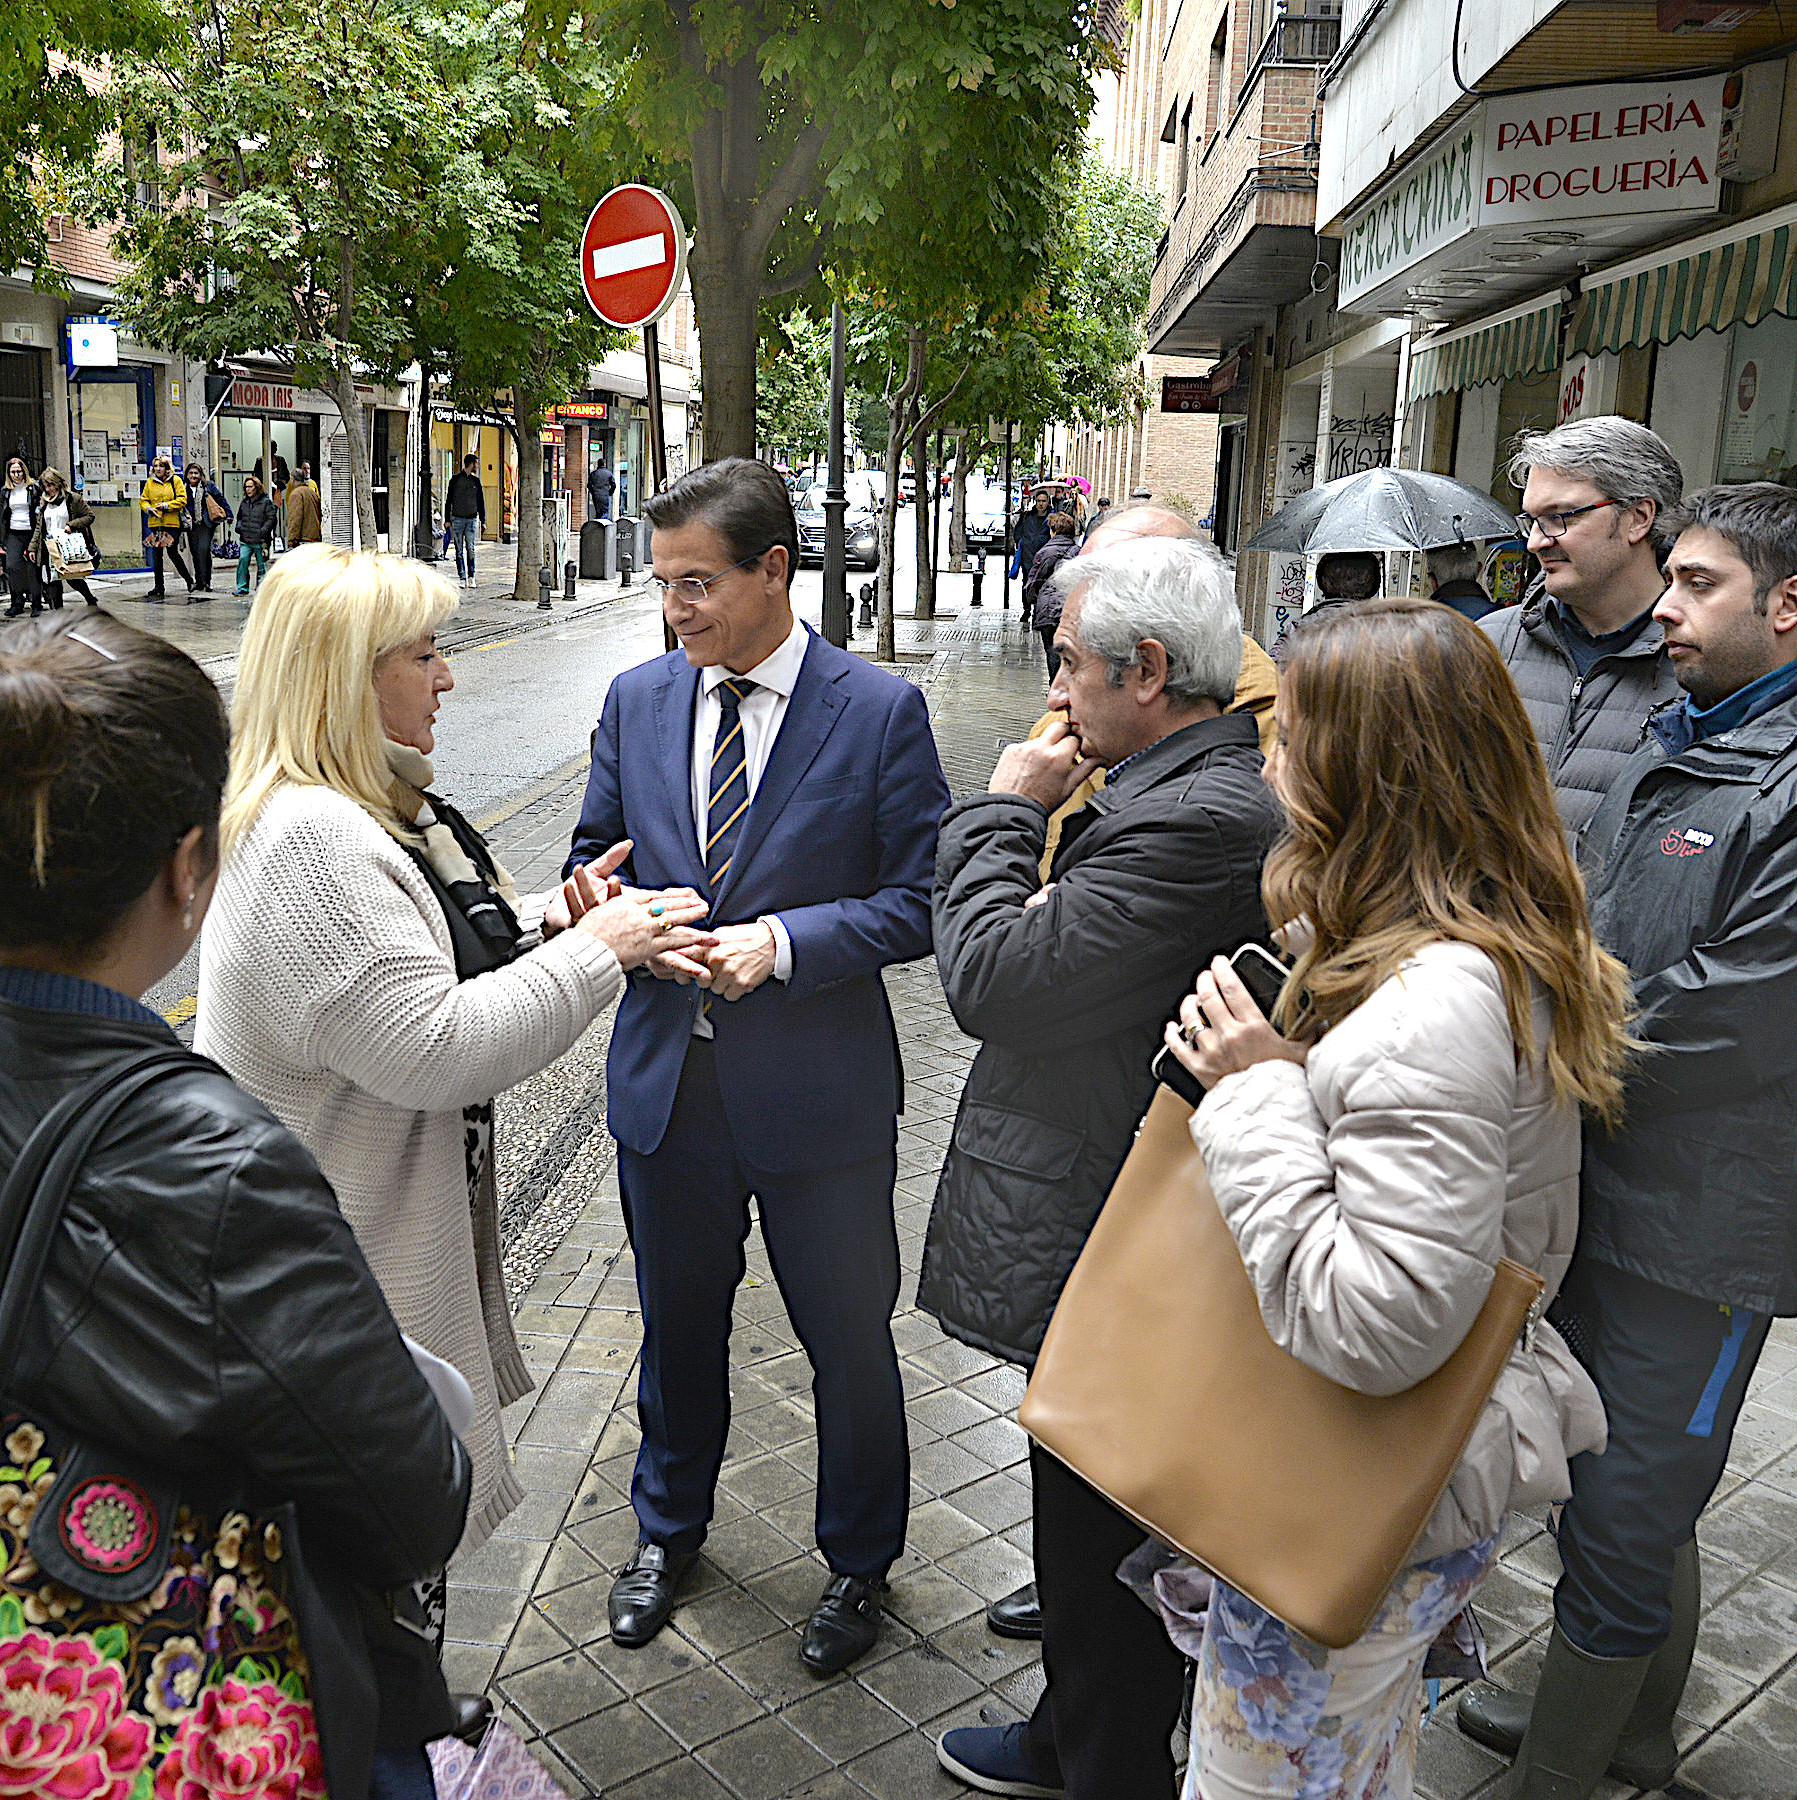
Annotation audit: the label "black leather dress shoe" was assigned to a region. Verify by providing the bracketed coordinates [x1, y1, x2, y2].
[801, 1574, 885, 1676]
[449, 1691, 492, 1746]
[986, 1580, 1042, 1641]
[609, 1542, 697, 1647]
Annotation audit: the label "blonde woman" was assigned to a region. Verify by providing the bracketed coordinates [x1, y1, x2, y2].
[139, 453, 194, 599]
[196, 545, 711, 1581]
[1160, 599, 1632, 1800]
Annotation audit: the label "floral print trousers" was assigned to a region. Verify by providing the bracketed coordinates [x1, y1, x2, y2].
[1184, 1532, 1501, 1800]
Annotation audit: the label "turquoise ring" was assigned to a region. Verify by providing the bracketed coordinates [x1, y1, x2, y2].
[649, 901, 665, 918]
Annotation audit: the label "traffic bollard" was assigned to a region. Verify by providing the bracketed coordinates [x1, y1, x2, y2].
[971, 554, 984, 608]
[857, 583, 874, 632]
[619, 536, 634, 587]
[537, 563, 555, 610]
[564, 559, 577, 605]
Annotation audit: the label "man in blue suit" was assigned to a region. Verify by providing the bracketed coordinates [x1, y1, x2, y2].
[558, 457, 950, 1676]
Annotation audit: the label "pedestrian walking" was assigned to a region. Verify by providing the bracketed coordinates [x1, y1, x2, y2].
[0, 610, 473, 1800]
[1458, 483, 1797, 1799]
[183, 462, 231, 597]
[445, 454, 485, 585]
[1162, 597, 1629, 1800]
[558, 457, 950, 1676]
[587, 454, 616, 523]
[283, 465, 323, 545]
[928, 538, 1282, 1800]
[1011, 488, 1054, 581]
[1080, 497, 1112, 544]
[27, 467, 98, 608]
[3, 455, 41, 617]
[197, 545, 710, 1585]
[1426, 540, 1495, 620]
[1270, 550, 1381, 666]
[140, 454, 196, 600]
[1485, 416, 1683, 833]
[1027, 511, 1080, 675]
[233, 474, 278, 593]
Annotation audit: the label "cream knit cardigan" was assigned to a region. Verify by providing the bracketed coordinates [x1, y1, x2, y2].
[196, 782, 623, 1555]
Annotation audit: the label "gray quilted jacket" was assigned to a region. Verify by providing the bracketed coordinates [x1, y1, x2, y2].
[1481, 587, 1680, 837]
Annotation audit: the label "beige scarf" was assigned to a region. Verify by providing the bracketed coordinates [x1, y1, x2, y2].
[384, 739, 520, 906]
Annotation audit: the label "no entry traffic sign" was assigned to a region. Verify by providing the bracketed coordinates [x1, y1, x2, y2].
[580, 186, 687, 330]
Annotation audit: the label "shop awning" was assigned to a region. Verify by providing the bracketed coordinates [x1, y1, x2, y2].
[1571, 202, 1797, 357]
[1409, 292, 1566, 401]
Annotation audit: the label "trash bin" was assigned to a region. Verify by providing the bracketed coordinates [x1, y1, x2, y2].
[579, 519, 608, 581]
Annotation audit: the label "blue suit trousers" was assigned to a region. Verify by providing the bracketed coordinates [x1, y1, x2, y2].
[617, 1039, 908, 1580]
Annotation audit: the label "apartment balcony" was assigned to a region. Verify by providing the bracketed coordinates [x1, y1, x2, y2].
[1147, 6, 1340, 357]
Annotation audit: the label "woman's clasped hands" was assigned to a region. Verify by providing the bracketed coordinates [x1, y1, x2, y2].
[549, 840, 716, 973]
[1161, 954, 1309, 1092]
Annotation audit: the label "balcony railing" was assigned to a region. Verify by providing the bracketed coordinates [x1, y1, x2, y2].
[1240, 2, 1343, 98]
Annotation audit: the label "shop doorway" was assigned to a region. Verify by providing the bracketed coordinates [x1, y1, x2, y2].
[71, 366, 156, 572]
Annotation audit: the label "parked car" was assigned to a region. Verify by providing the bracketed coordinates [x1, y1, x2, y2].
[963, 480, 1009, 556]
[898, 472, 917, 505]
[794, 484, 881, 570]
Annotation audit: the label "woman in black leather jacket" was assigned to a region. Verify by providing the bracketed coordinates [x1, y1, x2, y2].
[0, 609, 471, 1800]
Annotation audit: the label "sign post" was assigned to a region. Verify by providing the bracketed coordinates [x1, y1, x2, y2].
[580, 184, 688, 643]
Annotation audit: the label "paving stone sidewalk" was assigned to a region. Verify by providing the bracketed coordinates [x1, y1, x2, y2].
[451, 601, 1797, 1800]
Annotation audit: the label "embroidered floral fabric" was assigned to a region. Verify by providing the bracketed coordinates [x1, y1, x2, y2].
[0, 1414, 324, 1800]
[1184, 1531, 1501, 1800]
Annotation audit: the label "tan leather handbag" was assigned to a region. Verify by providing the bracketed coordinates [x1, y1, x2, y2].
[1018, 1086, 1544, 1649]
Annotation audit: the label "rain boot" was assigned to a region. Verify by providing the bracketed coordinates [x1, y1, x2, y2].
[1459, 1538, 1699, 1789]
[1503, 1626, 1654, 1800]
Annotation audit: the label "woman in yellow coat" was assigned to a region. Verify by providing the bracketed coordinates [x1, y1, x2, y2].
[139, 453, 195, 601]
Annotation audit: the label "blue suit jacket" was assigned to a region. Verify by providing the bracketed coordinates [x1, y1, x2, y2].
[566, 627, 950, 1170]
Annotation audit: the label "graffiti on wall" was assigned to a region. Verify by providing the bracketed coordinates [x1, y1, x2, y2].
[1326, 409, 1395, 480]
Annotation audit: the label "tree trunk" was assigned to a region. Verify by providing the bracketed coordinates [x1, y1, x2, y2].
[949, 447, 968, 570]
[876, 329, 924, 663]
[912, 412, 934, 620]
[689, 246, 760, 461]
[325, 364, 379, 551]
[512, 372, 546, 603]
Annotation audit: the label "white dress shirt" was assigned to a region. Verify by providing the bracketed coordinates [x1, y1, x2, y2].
[685, 614, 809, 1031]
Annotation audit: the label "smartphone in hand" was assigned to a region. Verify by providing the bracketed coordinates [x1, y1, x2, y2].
[1150, 942, 1292, 1107]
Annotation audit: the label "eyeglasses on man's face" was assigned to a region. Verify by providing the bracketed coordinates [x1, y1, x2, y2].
[1515, 497, 1623, 542]
[649, 550, 766, 606]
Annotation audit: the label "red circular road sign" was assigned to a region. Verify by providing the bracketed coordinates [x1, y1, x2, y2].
[580, 186, 687, 329]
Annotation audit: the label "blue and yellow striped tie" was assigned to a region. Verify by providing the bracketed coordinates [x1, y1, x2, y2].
[705, 677, 758, 892]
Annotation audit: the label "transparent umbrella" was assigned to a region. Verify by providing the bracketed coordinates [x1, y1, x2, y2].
[1244, 468, 1518, 555]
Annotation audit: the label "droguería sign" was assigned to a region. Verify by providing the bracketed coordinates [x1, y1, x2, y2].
[1339, 72, 1727, 309]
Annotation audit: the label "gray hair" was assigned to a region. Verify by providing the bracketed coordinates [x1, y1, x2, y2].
[1507, 415, 1683, 547]
[1048, 537, 1243, 706]
[1426, 541, 1481, 585]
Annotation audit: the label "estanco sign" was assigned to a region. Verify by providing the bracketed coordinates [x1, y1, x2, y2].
[1339, 73, 1725, 308]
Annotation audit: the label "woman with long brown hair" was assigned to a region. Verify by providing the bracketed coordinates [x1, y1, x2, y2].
[1161, 598, 1632, 1800]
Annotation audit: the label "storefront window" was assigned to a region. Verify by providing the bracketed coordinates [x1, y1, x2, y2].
[70, 367, 155, 571]
[1489, 370, 1560, 513]
[215, 414, 319, 508]
[1720, 314, 1797, 485]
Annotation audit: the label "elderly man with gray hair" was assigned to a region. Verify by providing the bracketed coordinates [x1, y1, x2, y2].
[922, 537, 1283, 1800]
[1488, 414, 1684, 832]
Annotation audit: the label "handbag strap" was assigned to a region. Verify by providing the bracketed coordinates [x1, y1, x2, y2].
[0, 1047, 196, 1386]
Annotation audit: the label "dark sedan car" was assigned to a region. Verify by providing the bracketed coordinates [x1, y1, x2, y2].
[795, 484, 881, 570]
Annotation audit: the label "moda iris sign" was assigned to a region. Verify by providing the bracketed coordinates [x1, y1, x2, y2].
[1339, 73, 1727, 309]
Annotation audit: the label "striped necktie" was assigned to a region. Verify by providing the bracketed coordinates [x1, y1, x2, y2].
[705, 677, 759, 892]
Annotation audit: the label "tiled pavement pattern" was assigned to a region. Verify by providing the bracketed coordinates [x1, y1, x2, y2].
[455, 598, 1797, 1800]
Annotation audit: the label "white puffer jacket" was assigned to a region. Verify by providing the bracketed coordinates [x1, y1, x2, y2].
[1193, 938, 1606, 1562]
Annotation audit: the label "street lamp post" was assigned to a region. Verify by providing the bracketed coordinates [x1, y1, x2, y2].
[822, 300, 849, 647]
[1002, 421, 1015, 610]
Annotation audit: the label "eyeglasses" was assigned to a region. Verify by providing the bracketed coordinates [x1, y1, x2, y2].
[649, 550, 766, 605]
[1515, 498, 1622, 541]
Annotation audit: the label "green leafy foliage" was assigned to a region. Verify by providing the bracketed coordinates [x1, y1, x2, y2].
[1, 0, 169, 281]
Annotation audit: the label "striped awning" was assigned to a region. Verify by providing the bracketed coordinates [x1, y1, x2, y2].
[1409, 295, 1564, 401]
[1572, 206, 1797, 357]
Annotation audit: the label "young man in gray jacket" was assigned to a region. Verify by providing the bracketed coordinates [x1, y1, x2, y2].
[1485, 416, 1683, 834]
[1459, 483, 1797, 1799]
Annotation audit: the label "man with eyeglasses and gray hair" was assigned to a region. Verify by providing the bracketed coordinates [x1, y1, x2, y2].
[558, 456, 950, 1677]
[924, 536, 1281, 1800]
[1487, 415, 1684, 834]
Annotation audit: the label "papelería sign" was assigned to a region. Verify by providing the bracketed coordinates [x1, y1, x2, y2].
[1339, 71, 1734, 309]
